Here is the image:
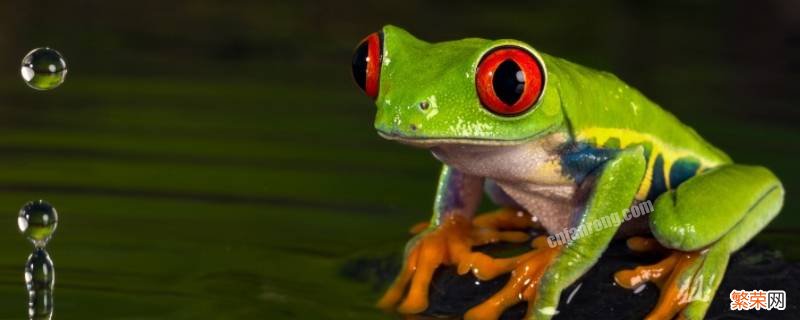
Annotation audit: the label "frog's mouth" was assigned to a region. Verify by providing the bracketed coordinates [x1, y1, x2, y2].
[376, 130, 533, 148]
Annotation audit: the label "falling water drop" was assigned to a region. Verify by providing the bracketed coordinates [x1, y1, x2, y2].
[18, 200, 58, 248]
[25, 248, 54, 320]
[20, 48, 67, 90]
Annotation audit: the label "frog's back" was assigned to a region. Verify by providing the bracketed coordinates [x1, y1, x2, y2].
[542, 54, 731, 200]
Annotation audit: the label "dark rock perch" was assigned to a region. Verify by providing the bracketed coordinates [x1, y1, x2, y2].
[342, 239, 798, 319]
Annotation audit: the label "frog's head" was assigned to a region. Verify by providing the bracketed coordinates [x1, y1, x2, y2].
[352, 25, 564, 147]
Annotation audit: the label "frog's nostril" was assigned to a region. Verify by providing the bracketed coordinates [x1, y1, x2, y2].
[419, 101, 430, 110]
[410, 124, 418, 131]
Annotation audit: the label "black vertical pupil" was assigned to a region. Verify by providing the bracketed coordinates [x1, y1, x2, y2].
[493, 60, 524, 105]
[351, 41, 369, 91]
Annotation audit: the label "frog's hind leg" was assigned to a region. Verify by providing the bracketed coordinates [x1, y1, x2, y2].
[615, 164, 784, 320]
[615, 241, 728, 320]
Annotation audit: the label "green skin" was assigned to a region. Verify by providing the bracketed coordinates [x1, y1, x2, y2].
[368, 25, 784, 319]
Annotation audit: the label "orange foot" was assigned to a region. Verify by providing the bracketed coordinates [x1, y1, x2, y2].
[378, 208, 538, 314]
[464, 236, 560, 320]
[614, 237, 704, 320]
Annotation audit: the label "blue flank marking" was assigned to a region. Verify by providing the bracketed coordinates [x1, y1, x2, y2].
[561, 143, 618, 184]
[645, 156, 701, 200]
[669, 157, 701, 189]
[646, 155, 667, 201]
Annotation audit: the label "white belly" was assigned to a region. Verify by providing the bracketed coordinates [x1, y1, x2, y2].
[430, 132, 580, 233]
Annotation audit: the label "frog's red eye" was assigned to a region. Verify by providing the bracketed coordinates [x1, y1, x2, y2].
[351, 32, 383, 99]
[476, 47, 545, 116]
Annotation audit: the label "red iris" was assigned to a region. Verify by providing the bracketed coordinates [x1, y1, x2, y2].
[476, 47, 544, 116]
[351, 32, 383, 99]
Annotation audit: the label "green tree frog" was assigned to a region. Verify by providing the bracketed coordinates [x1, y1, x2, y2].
[350, 25, 784, 320]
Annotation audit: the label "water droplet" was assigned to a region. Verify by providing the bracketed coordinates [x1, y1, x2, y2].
[25, 248, 54, 320]
[18, 200, 58, 247]
[25, 248, 54, 291]
[20, 48, 67, 91]
[28, 289, 53, 320]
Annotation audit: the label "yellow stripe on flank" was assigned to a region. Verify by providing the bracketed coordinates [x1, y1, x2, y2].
[577, 128, 718, 200]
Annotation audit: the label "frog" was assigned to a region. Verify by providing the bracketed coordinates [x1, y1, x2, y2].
[350, 25, 784, 320]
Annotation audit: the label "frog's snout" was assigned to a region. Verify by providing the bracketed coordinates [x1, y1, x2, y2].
[409, 100, 431, 131]
[374, 95, 437, 142]
[408, 99, 434, 131]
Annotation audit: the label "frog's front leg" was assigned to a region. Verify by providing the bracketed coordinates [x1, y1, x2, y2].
[467, 146, 647, 320]
[615, 164, 784, 319]
[377, 165, 535, 314]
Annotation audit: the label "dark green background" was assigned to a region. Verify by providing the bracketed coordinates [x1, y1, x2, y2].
[0, 0, 797, 319]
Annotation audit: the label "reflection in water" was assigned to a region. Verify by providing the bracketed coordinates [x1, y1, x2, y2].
[18, 200, 58, 320]
[25, 249, 54, 320]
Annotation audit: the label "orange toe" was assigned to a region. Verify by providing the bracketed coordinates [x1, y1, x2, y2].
[471, 228, 530, 245]
[377, 247, 419, 310]
[380, 209, 542, 316]
[615, 248, 702, 320]
[644, 252, 701, 320]
[626, 236, 665, 253]
[397, 229, 448, 313]
[473, 207, 540, 230]
[378, 215, 471, 314]
[464, 236, 560, 320]
[458, 250, 537, 280]
[614, 252, 679, 289]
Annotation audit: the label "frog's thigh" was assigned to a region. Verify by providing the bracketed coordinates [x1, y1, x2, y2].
[650, 164, 784, 252]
